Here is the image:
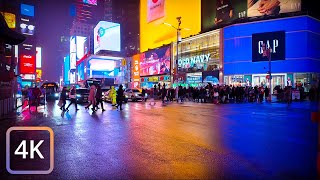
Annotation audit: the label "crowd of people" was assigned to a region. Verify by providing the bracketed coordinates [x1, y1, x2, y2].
[145, 83, 319, 105]
[58, 84, 126, 112]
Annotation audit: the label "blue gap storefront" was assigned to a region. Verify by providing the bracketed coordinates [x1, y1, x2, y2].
[223, 16, 320, 92]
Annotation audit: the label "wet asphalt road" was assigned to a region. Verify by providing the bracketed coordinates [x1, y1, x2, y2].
[0, 100, 318, 179]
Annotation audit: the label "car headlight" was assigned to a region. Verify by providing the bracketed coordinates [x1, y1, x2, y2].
[76, 94, 81, 97]
[55, 93, 59, 97]
[125, 95, 128, 98]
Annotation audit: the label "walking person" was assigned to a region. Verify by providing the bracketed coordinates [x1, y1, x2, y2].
[149, 87, 156, 106]
[59, 86, 68, 111]
[116, 85, 125, 110]
[95, 85, 105, 111]
[161, 86, 167, 104]
[66, 86, 79, 112]
[85, 84, 97, 112]
[109, 86, 117, 106]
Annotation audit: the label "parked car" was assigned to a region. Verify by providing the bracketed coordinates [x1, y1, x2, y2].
[124, 88, 147, 102]
[76, 88, 89, 103]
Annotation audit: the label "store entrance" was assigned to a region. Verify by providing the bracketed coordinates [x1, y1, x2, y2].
[253, 74, 286, 90]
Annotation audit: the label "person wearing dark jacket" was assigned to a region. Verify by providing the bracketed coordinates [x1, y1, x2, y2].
[116, 85, 124, 110]
[66, 86, 79, 111]
[60, 87, 68, 111]
[95, 85, 105, 111]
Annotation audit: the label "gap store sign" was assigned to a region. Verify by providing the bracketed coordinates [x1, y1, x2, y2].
[252, 31, 285, 62]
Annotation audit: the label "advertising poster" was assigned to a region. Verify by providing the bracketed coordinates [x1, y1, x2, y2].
[201, 0, 247, 31]
[252, 31, 285, 62]
[140, 0, 201, 52]
[94, 21, 121, 54]
[21, 4, 34, 17]
[36, 47, 41, 68]
[140, 46, 171, 76]
[248, 0, 301, 17]
[1, 12, 16, 29]
[20, 55, 35, 74]
[83, 0, 97, 5]
[132, 54, 141, 83]
[147, 0, 166, 23]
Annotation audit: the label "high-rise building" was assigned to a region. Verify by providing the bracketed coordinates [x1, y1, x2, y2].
[112, 0, 140, 57]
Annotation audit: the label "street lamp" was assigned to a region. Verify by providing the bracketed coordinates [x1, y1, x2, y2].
[262, 43, 272, 102]
[163, 17, 190, 86]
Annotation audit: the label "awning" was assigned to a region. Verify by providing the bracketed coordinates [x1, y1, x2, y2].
[0, 13, 26, 45]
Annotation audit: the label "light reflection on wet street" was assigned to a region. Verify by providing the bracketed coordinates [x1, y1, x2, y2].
[0, 100, 317, 179]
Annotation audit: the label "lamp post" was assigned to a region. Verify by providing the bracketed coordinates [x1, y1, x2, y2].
[163, 17, 190, 87]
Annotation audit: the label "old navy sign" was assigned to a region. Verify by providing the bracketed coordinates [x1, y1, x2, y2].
[252, 31, 285, 62]
[178, 53, 211, 67]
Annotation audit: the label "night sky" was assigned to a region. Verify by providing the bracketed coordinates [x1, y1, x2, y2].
[37, 0, 72, 82]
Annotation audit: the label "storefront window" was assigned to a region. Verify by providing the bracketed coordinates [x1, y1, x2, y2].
[294, 73, 319, 92]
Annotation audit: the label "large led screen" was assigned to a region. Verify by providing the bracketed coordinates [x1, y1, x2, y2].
[36, 47, 41, 68]
[94, 21, 121, 54]
[140, 46, 171, 76]
[83, 0, 97, 5]
[20, 55, 35, 74]
[140, 0, 201, 52]
[248, 0, 301, 17]
[201, 0, 247, 31]
[76, 36, 87, 60]
[21, 4, 34, 17]
[20, 22, 35, 35]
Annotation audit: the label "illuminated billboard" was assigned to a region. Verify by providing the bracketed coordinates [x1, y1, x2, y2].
[140, 0, 201, 52]
[94, 21, 121, 54]
[247, 0, 301, 17]
[36, 47, 42, 68]
[70, 36, 76, 69]
[21, 4, 35, 17]
[147, 0, 165, 23]
[1, 12, 16, 29]
[20, 22, 35, 35]
[36, 69, 42, 82]
[76, 36, 87, 60]
[201, 0, 247, 31]
[140, 45, 171, 76]
[83, 0, 97, 5]
[20, 55, 35, 74]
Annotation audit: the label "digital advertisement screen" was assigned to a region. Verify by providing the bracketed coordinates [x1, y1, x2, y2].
[94, 21, 121, 54]
[140, 46, 171, 76]
[76, 36, 87, 60]
[140, 0, 201, 52]
[20, 55, 35, 74]
[201, 0, 247, 31]
[147, 0, 165, 23]
[1, 12, 16, 29]
[89, 59, 115, 72]
[36, 47, 42, 68]
[20, 22, 35, 35]
[248, 0, 301, 17]
[83, 0, 97, 5]
[70, 36, 76, 53]
[21, 4, 35, 17]
[70, 53, 76, 70]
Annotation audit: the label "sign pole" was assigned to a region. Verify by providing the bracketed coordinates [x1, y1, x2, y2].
[268, 48, 272, 102]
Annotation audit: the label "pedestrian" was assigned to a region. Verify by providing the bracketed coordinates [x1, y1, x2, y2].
[109, 86, 117, 106]
[59, 87, 68, 111]
[66, 85, 79, 111]
[149, 88, 156, 106]
[142, 88, 147, 102]
[116, 85, 124, 110]
[85, 84, 97, 112]
[161, 86, 167, 103]
[95, 85, 105, 111]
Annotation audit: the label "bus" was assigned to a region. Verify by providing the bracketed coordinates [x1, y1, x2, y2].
[40, 82, 59, 100]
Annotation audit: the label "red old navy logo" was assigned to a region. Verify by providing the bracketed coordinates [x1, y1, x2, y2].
[152, 0, 158, 3]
